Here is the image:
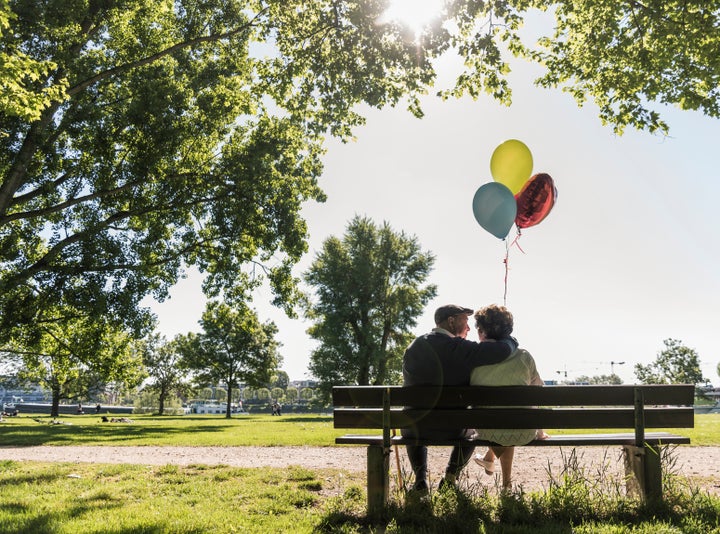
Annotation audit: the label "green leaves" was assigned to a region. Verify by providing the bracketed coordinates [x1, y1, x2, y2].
[634, 338, 708, 387]
[303, 216, 436, 392]
[529, 0, 720, 134]
[0, 1, 328, 344]
[3, 0, 720, 396]
[7, 301, 145, 416]
[180, 300, 281, 395]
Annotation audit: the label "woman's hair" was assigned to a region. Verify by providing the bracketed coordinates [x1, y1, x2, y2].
[474, 304, 514, 339]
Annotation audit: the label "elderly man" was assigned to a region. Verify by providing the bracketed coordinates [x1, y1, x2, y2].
[402, 304, 517, 493]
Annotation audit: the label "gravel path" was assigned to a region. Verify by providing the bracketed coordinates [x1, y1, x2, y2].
[2, 444, 718, 494]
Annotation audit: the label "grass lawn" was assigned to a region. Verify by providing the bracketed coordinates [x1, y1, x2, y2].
[1, 413, 718, 533]
[0, 413, 341, 447]
[2, 413, 719, 447]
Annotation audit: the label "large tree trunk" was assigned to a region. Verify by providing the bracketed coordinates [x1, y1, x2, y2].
[225, 386, 233, 419]
[158, 388, 166, 415]
[51, 386, 61, 418]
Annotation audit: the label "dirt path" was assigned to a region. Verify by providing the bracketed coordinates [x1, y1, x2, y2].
[2, 444, 718, 494]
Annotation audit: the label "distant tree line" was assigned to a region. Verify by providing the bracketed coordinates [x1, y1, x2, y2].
[559, 338, 709, 398]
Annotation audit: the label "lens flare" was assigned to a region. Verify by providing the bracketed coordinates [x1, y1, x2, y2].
[379, 0, 445, 39]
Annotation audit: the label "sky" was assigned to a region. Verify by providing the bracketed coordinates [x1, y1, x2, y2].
[145, 13, 719, 387]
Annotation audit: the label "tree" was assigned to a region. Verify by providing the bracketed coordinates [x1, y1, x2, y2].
[0, 1, 66, 121]
[178, 301, 281, 418]
[140, 334, 191, 416]
[635, 339, 708, 391]
[198, 387, 215, 401]
[522, 0, 720, 134]
[270, 370, 289, 390]
[1, 1, 331, 352]
[3, 2, 719, 356]
[285, 386, 298, 404]
[2, 306, 145, 416]
[304, 216, 436, 396]
[573, 374, 623, 385]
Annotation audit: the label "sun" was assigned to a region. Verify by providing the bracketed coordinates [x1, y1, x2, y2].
[379, 0, 445, 39]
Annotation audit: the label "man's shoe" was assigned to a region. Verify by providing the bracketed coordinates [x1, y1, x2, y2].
[411, 480, 429, 493]
[406, 480, 430, 503]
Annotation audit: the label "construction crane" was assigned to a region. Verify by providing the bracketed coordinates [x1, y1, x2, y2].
[581, 360, 627, 375]
[555, 366, 584, 380]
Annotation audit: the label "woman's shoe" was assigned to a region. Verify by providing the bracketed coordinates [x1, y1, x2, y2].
[474, 456, 495, 475]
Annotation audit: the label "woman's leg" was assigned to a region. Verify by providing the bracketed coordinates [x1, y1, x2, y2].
[490, 446, 515, 489]
[474, 448, 496, 474]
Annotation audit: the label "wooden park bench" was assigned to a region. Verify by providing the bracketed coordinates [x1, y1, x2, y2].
[332, 384, 694, 516]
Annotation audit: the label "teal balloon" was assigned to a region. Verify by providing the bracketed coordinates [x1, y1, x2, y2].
[472, 182, 517, 239]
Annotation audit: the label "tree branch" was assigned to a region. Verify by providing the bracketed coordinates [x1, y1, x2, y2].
[66, 8, 268, 98]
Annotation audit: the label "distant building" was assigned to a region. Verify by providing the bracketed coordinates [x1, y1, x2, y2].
[0, 380, 47, 404]
[187, 400, 246, 414]
[289, 380, 319, 389]
[701, 386, 720, 402]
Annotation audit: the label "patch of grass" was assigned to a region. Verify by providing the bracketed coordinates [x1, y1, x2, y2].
[312, 482, 720, 534]
[314, 449, 720, 534]
[0, 460, 366, 533]
[1, 413, 718, 532]
[0, 413, 349, 447]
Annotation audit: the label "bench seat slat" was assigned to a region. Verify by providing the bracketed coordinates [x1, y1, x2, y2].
[335, 431, 691, 447]
[333, 407, 695, 430]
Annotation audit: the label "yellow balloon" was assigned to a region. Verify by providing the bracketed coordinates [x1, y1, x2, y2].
[490, 139, 533, 195]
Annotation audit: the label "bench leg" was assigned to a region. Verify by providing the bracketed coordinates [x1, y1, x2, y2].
[623, 444, 663, 503]
[367, 444, 390, 517]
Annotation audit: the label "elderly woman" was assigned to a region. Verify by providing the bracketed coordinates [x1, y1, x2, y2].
[470, 304, 549, 489]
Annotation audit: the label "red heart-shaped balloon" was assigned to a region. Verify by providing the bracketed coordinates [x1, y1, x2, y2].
[514, 173, 557, 229]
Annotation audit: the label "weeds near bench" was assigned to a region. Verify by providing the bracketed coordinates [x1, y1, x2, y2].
[317, 447, 720, 533]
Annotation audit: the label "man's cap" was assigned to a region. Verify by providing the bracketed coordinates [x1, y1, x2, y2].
[434, 304, 474, 324]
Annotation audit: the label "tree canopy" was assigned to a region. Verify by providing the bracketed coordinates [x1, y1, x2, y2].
[4, 304, 145, 416]
[573, 373, 623, 385]
[177, 300, 281, 417]
[304, 216, 436, 394]
[139, 334, 191, 415]
[2, 0, 719, 368]
[634, 338, 708, 388]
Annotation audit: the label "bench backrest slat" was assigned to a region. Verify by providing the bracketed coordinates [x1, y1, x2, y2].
[332, 384, 695, 436]
[332, 384, 695, 408]
[333, 406, 694, 430]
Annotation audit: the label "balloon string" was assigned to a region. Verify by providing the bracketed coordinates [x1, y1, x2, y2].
[503, 238, 510, 306]
[503, 227, 525, 306]
[510, 228, 525, 254]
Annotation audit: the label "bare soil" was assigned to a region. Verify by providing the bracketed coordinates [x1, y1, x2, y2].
[1, 444, 718, 495]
